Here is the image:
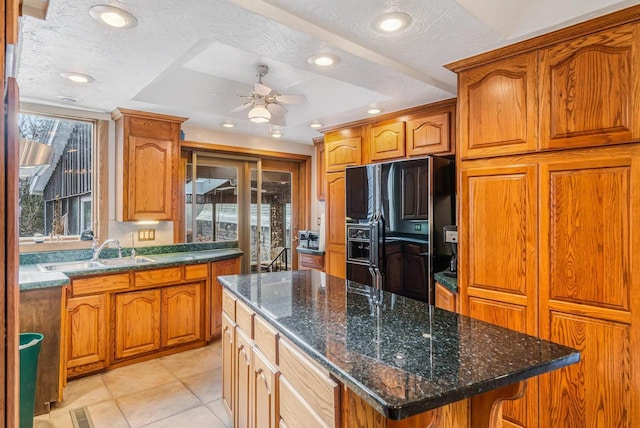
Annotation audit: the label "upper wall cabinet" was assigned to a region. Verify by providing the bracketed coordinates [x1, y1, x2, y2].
[325, 128, 362, 173]
[406, 112, 451, 157]
[369, 120, 406, 161]
[113, 108, 187, 222]
[539, 23, 640, 150]
[459, 52, 538, 159]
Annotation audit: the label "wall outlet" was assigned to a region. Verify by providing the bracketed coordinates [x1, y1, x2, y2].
[317, 217, 321, 226]
[138, 229, 156, 241]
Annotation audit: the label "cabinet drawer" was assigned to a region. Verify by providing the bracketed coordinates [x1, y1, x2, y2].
[222, 289, 236, 320]
[254, 316, 278, 365]
[72, 273, 130, 296]
[278, 338, 339, 427]
[184, 263, 208, 280]
[279, 375, 328, 428]
[134, 267, 182, 288]
[299, 253, 324, 270]
[235, 299, 254, 338]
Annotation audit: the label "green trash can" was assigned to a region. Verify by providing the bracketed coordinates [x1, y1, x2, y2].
[19, 333, 44, 428]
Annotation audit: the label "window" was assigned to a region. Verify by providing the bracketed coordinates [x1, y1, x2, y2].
[18, 112, 96, 242]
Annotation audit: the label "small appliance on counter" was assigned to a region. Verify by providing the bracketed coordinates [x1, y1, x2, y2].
[443, 225, 458, 277]
[298, 230, 320, 250]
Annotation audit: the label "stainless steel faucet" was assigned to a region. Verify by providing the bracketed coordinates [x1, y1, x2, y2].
[92, 238, 122, 260]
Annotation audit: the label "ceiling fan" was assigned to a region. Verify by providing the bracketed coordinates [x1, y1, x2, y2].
[230, 64, 307, 126]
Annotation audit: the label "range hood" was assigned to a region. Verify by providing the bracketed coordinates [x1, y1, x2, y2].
[19, 138, 54, 177]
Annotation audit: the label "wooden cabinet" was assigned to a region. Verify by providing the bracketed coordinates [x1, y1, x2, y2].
[539, 23, 640, 150]
[65, 293, 109, 377]
[324, 129, 361, 173]
[369, 120, 406, 161]
[325, 172, 346, 278]
[406, 112, 451, 156]
[458, 52, 538, 159]
[298, 252, 324, 271]
[314, 137, 326, 200]
[161, 283, 202, 347]
[114, 289, 161, 360]
[210, 258, 241, 339]
[435, 282, 456, 312]
[235, 328, 253, 428]
[112, 108, 187, 221]
[252, 347, 278, 428]
[222, 312, 236, 419]
[537, 149, 639, 428]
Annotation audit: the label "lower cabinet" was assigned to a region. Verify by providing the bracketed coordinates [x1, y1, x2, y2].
[65, 293, 109, 376]
[298, 252, 324, 271]
[221, 313, 236, 420]
[115, 289, 161, 360]
[235, 328, 253, 428]
[435, 282, 457, 312]
[162, 284, 202, 347]
[252, 347, 278, 428]
[210, 257, 241, 339]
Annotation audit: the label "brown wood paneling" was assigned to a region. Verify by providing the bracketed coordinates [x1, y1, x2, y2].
[540, 23, 639, 149]
[459, 52, 538, 158]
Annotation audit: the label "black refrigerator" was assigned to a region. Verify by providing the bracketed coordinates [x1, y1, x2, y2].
[345, 156, 455, 303]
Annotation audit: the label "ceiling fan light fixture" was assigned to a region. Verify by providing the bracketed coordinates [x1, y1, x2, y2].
[373, 12, 412, 33]
[271, 130, 283, 138]
[89, 5, 138, 29]
[60, 72, 95, 84]
[307, 53, 340, 67]
[248, 105, 271, 123]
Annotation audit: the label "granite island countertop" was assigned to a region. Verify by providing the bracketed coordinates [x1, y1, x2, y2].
[20, 244, 242, 291]
[219, 270, 579, 420]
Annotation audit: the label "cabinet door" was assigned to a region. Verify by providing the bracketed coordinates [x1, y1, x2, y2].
[402, 243, 429, 301]
[460, 161, 538, 428]
[540, 23, 640, 150]
[406, 112, 451, 156]
[222, 313, 236, 420]
[370, 120, 406, 161]
[298, 253, 324, 271]
[235, 328, 253, 428]
[326, 172, 346, 278]
[401, 166, 429, 220]
[538, 150, 639, 427]
[124, 117, 180, 221]
[459, 52, 538, 159]
[324, 130, 361, 173]
[66, 294, 109, 378]
[210, 257, 241, 339]
[252, 347, 278, 428]
[161, 283, 203, 347]
[114, 289, 161, 360]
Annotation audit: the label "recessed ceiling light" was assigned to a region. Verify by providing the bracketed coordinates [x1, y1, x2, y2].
[309, 122, 323, 129]
[367, 107, 382, 114]
[307, 54, 340, 67]
[373, 12, 412, 33]
[89, 5, 138, 29]
[60, 72, 95, 84]
[56, 95, 79, 103]
[222, 122, 235, 128]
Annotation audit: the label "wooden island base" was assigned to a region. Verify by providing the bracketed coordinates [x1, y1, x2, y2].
[343, 381, 527, 428]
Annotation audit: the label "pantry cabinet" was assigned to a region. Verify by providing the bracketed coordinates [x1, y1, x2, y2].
[112, 108, 187, 222]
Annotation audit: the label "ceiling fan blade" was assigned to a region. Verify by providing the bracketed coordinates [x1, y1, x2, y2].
[274, 94, 307, 104]
[267, 103, 288, 116]
[229, 101, 252, 114]
[254, 82, 272, 96]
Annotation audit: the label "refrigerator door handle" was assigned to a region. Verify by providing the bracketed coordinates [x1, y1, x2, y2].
[370, 218, 379, 267]
[379, 215, 386, 275]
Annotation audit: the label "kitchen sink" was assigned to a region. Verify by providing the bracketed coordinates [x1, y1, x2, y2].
[99, 256, 155, 266]
[37, 256, 156, 272]
[37, 260, 106, 272]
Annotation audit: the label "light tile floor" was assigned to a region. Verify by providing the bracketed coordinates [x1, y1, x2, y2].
[34, 341, 231, 428]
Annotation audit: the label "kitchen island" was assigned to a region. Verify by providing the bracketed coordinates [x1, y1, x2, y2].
[219, 270, 579, 427]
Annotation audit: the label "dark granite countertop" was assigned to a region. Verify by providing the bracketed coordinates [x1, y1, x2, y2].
[20, 244, 242, 291]
[434, 271, 458, 294]
[296, 246, 325, 255]
[219, 270, 579, 420]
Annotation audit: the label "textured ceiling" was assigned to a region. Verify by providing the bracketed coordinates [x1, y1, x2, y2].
[16, 0, 637, 145]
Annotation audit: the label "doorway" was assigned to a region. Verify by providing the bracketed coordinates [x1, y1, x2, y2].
[184, 153, 305, 273]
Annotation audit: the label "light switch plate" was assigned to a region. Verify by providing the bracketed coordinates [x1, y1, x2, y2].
[138, 229, 156, 241]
